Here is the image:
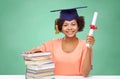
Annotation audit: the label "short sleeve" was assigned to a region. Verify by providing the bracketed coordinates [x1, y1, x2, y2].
[38, 40, 53, 52]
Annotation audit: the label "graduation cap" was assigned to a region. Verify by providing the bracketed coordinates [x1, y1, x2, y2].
[50, 6, 88, 21]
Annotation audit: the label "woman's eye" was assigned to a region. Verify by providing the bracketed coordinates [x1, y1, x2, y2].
[63, 24, 67, 27]
[72, 24, 76, 26]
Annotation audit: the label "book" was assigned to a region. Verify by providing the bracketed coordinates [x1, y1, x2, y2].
[26, 71, 54, 77]
[21, 52, 55, 79]
[24, 59, 53, 66]
[27, 62, 54, 70]
[26, 75, 54, 79]
[21, 52, 51, 57]
[27, 68, 54, 73]
[24, 56, 51, 61]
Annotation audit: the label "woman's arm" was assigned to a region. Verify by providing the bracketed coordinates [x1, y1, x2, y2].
[24, 40, 53, 54]
[25, 46, 42, 54]
[82, 35, 95, 77]
[82, 47, 92, 77]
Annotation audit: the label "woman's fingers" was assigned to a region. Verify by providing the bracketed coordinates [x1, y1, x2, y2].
[86, 35, 95, 46]
[23, 50, 42, 54]
[24, 51, 34, 54]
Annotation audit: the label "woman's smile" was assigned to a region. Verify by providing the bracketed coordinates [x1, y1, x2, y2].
[62, 19, 79, 37]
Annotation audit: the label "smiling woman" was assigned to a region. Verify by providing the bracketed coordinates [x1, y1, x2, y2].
[0, 0, 120, 76]
[24, 6, 95, 77]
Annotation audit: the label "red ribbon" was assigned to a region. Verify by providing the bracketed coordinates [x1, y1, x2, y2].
[90, 24, 98, 30]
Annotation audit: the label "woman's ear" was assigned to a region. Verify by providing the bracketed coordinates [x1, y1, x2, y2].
[55, 25, 59, 34]
[55, 19, 59, 34]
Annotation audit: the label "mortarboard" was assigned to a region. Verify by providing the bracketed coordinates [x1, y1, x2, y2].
[50, 6, 88, 21]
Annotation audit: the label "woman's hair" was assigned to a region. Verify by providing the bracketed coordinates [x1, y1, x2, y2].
[55, 16, 85, 32]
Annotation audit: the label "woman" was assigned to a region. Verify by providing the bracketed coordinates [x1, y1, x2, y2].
[25, 6, 95, 77]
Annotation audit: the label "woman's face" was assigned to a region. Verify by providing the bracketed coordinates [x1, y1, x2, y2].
[62, 19, 79, 38]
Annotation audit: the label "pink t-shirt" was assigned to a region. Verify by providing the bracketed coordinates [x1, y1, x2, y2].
[38, 38, 92, 76]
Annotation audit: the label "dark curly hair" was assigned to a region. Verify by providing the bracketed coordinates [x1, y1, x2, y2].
[55, 16, 85, 32]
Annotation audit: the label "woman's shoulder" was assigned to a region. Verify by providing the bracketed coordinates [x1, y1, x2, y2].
[46, 38, 62, 43]
[78, 38, 86, 44]
[51, 38, 62, 42]
[53, 38, 62, 41]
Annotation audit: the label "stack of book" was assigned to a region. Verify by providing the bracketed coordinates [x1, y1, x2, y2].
[21, 52, 54, 79]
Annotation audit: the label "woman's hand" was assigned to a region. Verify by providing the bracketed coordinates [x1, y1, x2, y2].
[24, 50, 35, 54]
[86, 35, 95, 48]
[24, 48, 42, 54]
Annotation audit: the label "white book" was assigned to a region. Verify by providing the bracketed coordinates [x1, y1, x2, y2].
[26, 75, 54, 79]
[25, 60, 53, 66]
[27, 63, 54, 70]
[27, 68, 54, 73]
[21, 52, 51, 57]
[24, 56, 51, 61]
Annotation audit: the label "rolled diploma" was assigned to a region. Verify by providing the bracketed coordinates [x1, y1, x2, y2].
[89, 12, 98, 35]
[86, 12, 98, 47]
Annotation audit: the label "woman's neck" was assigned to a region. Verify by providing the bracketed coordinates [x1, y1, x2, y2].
[62, 36, 79, 53]
[63, 36, 78, 42]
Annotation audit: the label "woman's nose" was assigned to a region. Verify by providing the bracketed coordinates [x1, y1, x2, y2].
[67, 25, 72, 30]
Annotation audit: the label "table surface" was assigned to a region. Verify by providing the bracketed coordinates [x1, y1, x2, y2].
[0, 75, 120, 79]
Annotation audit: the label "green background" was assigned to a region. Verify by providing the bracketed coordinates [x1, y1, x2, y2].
[0, 0, 120, 75]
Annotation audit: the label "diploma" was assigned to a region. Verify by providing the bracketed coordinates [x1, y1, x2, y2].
[86, 12, 98, 47]
[92, 12, 98, 25]
[88, 12, 98, 35]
